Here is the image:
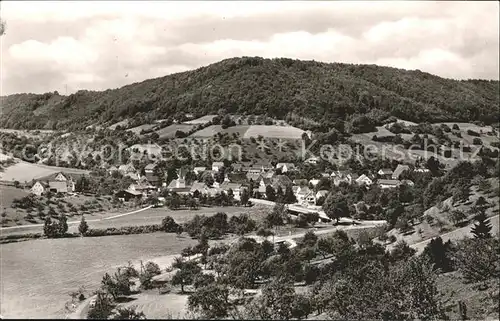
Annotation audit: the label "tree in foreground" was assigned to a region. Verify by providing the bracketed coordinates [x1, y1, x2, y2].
[188, 283, 231, 319]
[471, 209, 492, 239]
[240, 188, 250, 206]
[87, 291, 114, 320]
[453, 237, 499, 282]
[110, 306, 147, 320]
[171, 260, 202, 293]
[78, 215, 89, 236]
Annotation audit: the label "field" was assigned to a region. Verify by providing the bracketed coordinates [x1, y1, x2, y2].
[0, 233, 199, 319]
[243, 125, 306, 139]
[183, 115, 217, 125]
[126, 124, 156, 135]
[154, 124, 197, 139]
[189, 124, 306, 139]
[0, 160, 90, 183]
[189, 125, 249, 138]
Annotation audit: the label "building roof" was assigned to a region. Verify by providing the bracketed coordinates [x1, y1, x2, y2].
[276, 162, 295, 169]
[356, 174, 372, 182]
[145, 163, 157, 171]
[378, 168, 393, 175]
[232, 163, 243, 170]
[309, 179, 320, 186]
[119, 189, 142, 196]
[193, 166, 207, 172]
[190, 181, 207, 194]
[377, 179, 400, 186]
[271, 175, 293, 189]
[220, 182, 242, 191]
[392, 164, 410, 179]
[212, 162, 224, 167]
[119, 164, 135, 172]
[293, 179, 309, 186]
[48, 181, 68, 192]
[296, 186, 312, 196]
[167, 178, 187, 190]
[246, 172, 262, 182]
[145, 173, 159, 183]
[316, 190, 329, 198]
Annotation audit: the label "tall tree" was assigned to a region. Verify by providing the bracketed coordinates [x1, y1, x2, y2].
[471, 209, 492, 239]
[78, 215, 89, 236]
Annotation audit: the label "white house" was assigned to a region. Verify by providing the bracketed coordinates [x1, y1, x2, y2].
[193, 167, 207, 175]
[309, 179, 320, 188]
[276, 163, 296, 173]
[377, 168, 393, 178]
[305, 156, 320, 165]
[378, 179, 400, 189]
[355, 174, 373, 186]
[30, 181, 47, 196]
[331, 170, 354, 186]
[212, 162, 224, 172]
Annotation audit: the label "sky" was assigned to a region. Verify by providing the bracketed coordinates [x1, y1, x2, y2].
[1, 1, 499, 95]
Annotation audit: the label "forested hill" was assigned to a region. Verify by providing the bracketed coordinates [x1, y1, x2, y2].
[1, 56, 499, 130]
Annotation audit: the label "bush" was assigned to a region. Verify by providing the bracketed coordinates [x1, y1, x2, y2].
[472, 138, 483, 145]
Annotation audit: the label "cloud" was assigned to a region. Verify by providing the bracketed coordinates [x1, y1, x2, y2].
[1, 1, 498, 95]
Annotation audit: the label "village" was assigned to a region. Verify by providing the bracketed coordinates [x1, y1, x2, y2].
[26, 156, 425, 220]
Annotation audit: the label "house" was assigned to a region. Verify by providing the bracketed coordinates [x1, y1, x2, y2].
[220, 182, 243, 199]
[32, 172, 77, 194]
[116, 189, 142, 202]
[128, 181, 156, 195]
[293, 179, 309, 186]
[108, 166, 118, 174]
[144, 163, 160, 185]
[231, 163, 243, 172]
[246, 172, 263, 182]
[276, 163, 296, 173]
[331, 170, 354, 186]
[295, 186, 316, 205]
[377, 168, 393, 178]
[31, 181, 48, 196]
[212, 162, 224, 172]
[254, 160, 273, 171]
[49, 181, 70, 193]
[400, 179, 415, 187]
[378, 179, 400, 189]
[392, 165, 410, 180]
[193, 167, 207, 175]
[167, 178, 191, 194]
[190, 181, 208, 196]
[315, 190, 329, 201]
[304, 156, 319, 165]
[271, 175, 293, 191]
[309, 179, 320, 188]
[118, 164, 136, 175]
[320, 173, 330, 178]
[355, 174, 373, 186]
[263, 171, 275, 179]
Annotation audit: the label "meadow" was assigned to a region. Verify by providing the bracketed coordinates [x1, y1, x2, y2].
[154, 124, 197, 139]
[0, 160, 90, 183]
[0, 233, 198, 319]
